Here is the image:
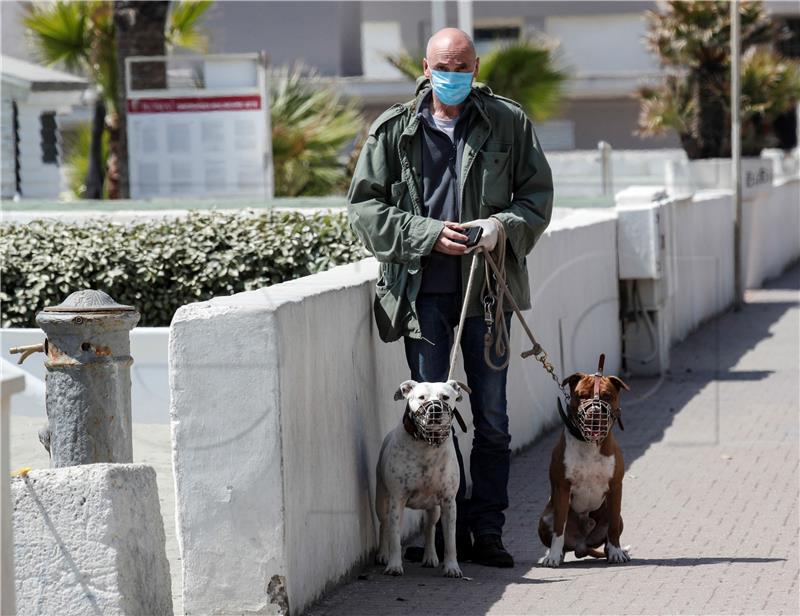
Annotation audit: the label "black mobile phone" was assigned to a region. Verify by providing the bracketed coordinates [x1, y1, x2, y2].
[460, 226, 483, 248]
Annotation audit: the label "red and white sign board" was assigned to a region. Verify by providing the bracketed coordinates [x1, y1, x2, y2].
[126, 54, 273, 200]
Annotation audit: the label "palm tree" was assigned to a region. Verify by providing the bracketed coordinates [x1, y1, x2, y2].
[636, 0, 799, 158]
[24, 0, 211, 198]
[269, 64, 364, 196]
[478, 40, 567, 122]
[112, 1, 170, 198]
[386, 38, 569, 122]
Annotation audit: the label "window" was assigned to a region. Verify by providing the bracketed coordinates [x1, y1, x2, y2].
[12, 101, 21, 194]
[474, 23, 521, 56]
[40, 111, 57, 165]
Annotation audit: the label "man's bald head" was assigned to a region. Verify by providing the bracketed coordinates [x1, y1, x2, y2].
[425, 28, 476, 61]
[423, 27, 479, 94]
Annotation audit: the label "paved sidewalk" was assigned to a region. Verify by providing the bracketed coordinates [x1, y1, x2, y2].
[308, 264, 800, 616]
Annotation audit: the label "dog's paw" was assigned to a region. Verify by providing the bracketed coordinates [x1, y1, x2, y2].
[374, 551, 389, 566]
[383, 561, 404, 576]
[539, 549, 563, 568]
[421, 552, 439, 568]
[606, 544, 630, 564]
[442, 561, 462, 578]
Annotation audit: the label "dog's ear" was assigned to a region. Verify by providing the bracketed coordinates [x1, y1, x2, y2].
[446, 380, 471, 402]
[394, 380, 418, 401]
[608, 376, 630, 392]
[561, 372, 587, 392]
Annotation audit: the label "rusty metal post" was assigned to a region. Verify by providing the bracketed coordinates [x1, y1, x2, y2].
[34, 290, 140, 467]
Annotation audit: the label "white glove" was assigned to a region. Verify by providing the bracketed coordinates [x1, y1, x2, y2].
[462, 217, 503, 252]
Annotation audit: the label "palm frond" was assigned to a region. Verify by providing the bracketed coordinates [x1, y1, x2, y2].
[23, 1, 89, 72]
[385, 51, 423, 81]
[167, 0, 212, 52]
[477, 39, 569, 121]
[269, 64, 364, 196]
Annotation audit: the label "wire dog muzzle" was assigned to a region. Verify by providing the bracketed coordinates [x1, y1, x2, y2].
[576, 396, 614, 443]
[405, 399, 467, 446]
[558, 353, 624, 444]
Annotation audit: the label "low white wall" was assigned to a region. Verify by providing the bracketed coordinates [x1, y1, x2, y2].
[742, 178, 800, 289]
[617, 177, 798, 374]
[0, 327, 170, 425]
[665, 191, 736, 344]
[169, 207, 621, 615]
[548, 148, 687, 197]
[665, 178, 799, 343]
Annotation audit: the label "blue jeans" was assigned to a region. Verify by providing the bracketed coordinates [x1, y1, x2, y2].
[403, 293, 512, 537]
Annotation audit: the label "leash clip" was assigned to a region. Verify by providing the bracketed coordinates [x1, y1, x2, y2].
[483, 295, 495, 326]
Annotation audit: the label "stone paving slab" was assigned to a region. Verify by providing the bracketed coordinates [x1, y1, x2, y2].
[308, 264, 799, 616]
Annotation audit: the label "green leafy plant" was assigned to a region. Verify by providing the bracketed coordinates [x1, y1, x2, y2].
[385, 49, 424, 81]
[637, 0, 800, 158]
[166, 0, 211, 51]
[270, 64, 365, 196]
[385, 38, 569, 122]
[0, 211, 368, 328]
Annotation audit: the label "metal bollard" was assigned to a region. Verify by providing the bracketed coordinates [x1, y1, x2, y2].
[598, 140, 613, 196]
[11, 289, 140, 467]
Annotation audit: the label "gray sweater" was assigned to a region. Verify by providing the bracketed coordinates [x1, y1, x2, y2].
[416, 91, 473, 294]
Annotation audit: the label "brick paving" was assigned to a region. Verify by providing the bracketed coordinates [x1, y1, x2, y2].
[308, 264, 800, 616]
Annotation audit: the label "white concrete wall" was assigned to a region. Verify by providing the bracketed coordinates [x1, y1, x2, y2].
[546, 13, 657, 72]
[742, 179, 800, 290]
[617, 178, 798, 377]
[1, 327, 170, 425]
[169, 207, 622, 615]
[664, 178, 800, 342]
[665, 191, 736, 345]
[548, 149, 687, 198]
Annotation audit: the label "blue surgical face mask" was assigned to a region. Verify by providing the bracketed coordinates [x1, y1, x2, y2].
[429, 69, 474, 106]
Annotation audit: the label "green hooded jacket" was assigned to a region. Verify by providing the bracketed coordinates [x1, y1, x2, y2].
[347, 79, 554, 343]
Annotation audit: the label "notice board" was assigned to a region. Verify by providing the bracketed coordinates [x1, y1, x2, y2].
[125, 54, 273, 200]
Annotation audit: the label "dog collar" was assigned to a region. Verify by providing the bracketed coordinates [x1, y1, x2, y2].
[403, 404, 420, 440]
[557, 397, 590, 442]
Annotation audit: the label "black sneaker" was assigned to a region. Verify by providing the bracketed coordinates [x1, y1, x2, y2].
[471, 534, 514, 568]
[404, 532, 473, 562]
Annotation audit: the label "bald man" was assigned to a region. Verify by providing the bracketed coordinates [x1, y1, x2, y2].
[348, 28, 553, 568]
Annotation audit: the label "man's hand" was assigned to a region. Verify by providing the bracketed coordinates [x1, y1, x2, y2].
[433, 221, 469, 255]
[463, 217, 503, 252]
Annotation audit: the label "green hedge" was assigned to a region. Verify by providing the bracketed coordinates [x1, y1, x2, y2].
[1, 210, 369, 328]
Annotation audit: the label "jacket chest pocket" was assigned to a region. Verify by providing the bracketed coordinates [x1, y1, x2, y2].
[479, 150, 511, 209]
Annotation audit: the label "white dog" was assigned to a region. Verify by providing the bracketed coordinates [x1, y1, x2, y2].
[375, 379, 468, 578]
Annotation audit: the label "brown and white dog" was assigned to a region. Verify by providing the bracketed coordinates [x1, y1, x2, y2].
[538, 369, 631, 567]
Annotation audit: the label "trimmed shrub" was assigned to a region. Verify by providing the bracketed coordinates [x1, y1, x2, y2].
[1, 210, 369, 328]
